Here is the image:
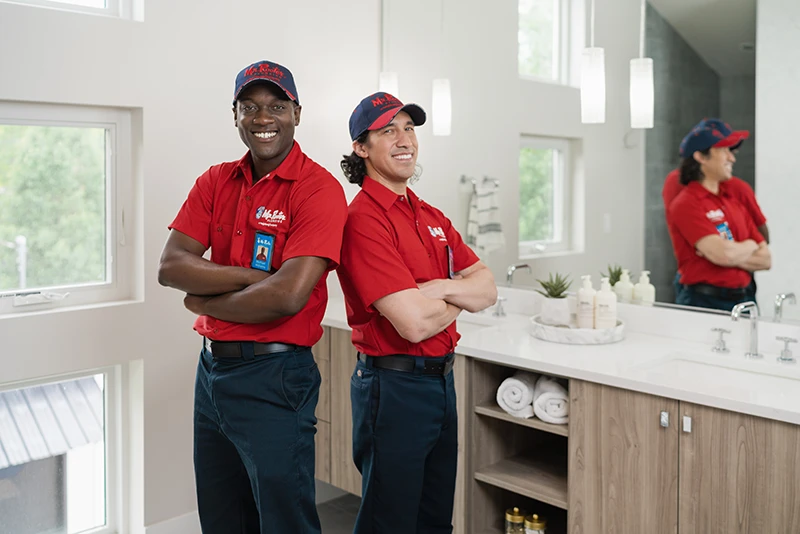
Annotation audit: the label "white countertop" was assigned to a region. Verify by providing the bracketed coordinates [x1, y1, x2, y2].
[322, 298, 800, 426]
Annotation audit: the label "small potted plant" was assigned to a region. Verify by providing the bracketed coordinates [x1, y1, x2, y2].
[601, 264, 623, 287]
[536, 273, 572, 327]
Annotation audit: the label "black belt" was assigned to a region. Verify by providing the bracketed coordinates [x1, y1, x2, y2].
[689, 283, 748, 301]
[358, 353, 454, 376]
[207, 340, 302, 359]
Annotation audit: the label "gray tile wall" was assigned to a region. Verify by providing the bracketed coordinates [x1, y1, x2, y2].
[721, 75, 757, 189]
[644, 3, 720, 303]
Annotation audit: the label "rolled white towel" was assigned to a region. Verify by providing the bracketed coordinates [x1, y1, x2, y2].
[496, 372, 538, 419]
[533, 375, 569, 425]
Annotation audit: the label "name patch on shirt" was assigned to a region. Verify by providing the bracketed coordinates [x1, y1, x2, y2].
[705, 209, 725, 223]
[428, 225, 447, 242]
[255, 206, 287, 228]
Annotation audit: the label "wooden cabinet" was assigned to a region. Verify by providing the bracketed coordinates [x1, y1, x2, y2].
[679, 402, 800, 534]
[329, 327, 363, 496]
[568, 380, 679, 534]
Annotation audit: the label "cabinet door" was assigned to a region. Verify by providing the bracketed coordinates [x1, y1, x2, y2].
[568, 380, 679, 534]
[452, 354, 468, 534]
[329, 328, 362, 496]
[679, 402, 800, 534]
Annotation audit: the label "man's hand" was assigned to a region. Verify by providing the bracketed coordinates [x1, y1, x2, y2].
[418, 279, 453, 301]
[184, 294, 214, 316]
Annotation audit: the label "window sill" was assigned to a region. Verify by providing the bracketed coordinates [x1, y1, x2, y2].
[0, 297, 143, 320]
[519, 247, 582, 261]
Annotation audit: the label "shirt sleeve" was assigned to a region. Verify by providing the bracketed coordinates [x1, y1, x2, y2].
[442, 213, 480, 273]
[669, 195, 721, 247]
[339, 212, 418, 310]
[168, 166, 216, 248]
[661, 170, 683, 212]
[731, 179, 767, 227]
[742, 210, 766, 244]
[281, 174, 348, 269]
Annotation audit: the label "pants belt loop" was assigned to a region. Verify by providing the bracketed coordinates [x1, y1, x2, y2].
[241, 341, 256, 361]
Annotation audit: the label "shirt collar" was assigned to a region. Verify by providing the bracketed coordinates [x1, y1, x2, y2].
[234, 141, 303, 182]
[361, 176, 416, 211]
[686, 180, 731, 199]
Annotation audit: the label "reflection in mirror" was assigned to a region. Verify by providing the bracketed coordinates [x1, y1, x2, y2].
[642, 0, 777, 317]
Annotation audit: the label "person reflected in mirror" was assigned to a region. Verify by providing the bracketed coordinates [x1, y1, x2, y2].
[667, 119, 771, 311]
[337, 92, 497, 534]
[663, 123, 768, 303]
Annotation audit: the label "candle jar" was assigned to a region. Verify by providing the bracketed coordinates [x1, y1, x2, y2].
[505, 507, 526, 534]
[525, 513, 547, 534]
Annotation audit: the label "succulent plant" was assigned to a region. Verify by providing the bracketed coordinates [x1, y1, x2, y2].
[602, 264, 623, 286]
[535, 273, 572, 299]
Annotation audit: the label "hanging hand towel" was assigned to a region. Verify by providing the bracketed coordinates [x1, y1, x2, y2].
[533, 375, 569, 425]
[496, 371, 538, 419]
[466, 184, 505, 256]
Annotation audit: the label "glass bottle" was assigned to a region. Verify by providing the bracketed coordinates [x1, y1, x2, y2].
[505, 507, 526, 534]
[525, 513, 547, 534]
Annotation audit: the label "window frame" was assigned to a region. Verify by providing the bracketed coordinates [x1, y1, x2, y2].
[0, 365, 124, 534]
[0, 0, 132, 19]
[518, 135, 573, 258]
[0, 102, 133, 316]
[517, 0, 573, 85]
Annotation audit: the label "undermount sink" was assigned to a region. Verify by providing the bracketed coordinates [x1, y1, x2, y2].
[634, 351, 800, 387]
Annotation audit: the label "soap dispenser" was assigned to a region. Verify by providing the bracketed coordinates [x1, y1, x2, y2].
[595, 277, 618, 329]
[614, 269, 634, 304]
[633, 270, 656, 306]
[577, 275, 596, 329]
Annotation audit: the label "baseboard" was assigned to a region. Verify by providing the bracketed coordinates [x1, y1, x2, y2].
[145, 511, 201, 534]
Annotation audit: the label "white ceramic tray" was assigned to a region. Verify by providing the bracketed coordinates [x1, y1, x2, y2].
[529, 315, 625, 345]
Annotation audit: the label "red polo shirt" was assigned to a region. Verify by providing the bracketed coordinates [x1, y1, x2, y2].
[169, 142, 347, 346]
[667, 181, 764, 288]
[662, 169, 766, 227]
[337, 177, 480, 357]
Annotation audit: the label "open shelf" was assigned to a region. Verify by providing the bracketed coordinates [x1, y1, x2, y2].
[475, 455, 569, 510]
[475, 401, 569, 437]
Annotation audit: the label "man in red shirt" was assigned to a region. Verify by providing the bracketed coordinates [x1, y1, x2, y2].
[667, 119, 771, 311]
[337, 92, 497, 533]
[157, 60, 347, 534]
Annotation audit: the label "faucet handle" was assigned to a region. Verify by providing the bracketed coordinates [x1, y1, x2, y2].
[711, 327, 731, 354]
[776, 336, 798, 364]
[492, 296, 507, 317]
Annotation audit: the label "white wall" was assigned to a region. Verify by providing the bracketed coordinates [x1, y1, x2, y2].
[380, 0, 645, 291]
[0, 0, 647, 529]
[0, 0, 376, 530]
[755, 0, 800, 323]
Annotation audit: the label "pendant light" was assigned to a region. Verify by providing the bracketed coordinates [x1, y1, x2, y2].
[580, 0, 606, 124]
[432, 0, 452, 136]
[378, 0, 399, 96]
[630, 0, 654, 128]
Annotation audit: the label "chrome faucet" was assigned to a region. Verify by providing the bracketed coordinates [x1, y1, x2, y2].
[731, 301, 762, 359]
[506, 263, 532, 285]
[774, 293, 797, 323]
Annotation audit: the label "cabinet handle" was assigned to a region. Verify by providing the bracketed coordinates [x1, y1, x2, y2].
[660, 411, 669, 428]
[683, 415, 692, 433]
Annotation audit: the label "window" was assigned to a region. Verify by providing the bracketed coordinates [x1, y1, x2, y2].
[519, 136, 572, 256]
[2, 0, 135, 19]
[0, 102, 133, 314]
[518, 0, 571, 83]
[0, 369, 121, 534]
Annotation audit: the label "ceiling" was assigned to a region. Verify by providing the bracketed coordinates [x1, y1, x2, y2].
[648, 0, 757, 76]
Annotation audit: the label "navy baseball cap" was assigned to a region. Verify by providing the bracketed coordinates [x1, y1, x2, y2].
[679, 118, 749, 158]
[233, 60, 299, 105]
[349, 92, 426, 141]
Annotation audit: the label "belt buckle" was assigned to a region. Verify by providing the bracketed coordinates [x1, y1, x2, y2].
[205, 338, 213, 353]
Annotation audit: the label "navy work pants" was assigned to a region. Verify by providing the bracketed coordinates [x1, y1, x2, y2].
[350, 354, 458, 534]
[193, 343, 321, 534]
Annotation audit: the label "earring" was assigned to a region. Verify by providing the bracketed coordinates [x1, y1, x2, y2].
[408, 163, 423, 185]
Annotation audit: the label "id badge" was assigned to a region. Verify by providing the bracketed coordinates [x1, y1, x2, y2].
[446, 245, 455, 279]
[715, 222, 734, 241]
[251, 232, 275, 272]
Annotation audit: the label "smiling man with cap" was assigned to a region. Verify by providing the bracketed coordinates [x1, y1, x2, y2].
[157, 60, 347, 533]
[666, 118, 771, 311]
[337, 92, 497, 533]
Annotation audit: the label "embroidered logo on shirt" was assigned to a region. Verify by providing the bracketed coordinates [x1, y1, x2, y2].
[705, 209, 725, 222]
[428, 226, 447, 242]
[255, 207, 287, 227]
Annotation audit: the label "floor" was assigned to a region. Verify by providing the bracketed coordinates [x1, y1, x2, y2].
[318, 494, 360, 533]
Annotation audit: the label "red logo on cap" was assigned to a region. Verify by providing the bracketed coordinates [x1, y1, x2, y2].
[371, 94, 402, 108]
[245, 63, 285, 80]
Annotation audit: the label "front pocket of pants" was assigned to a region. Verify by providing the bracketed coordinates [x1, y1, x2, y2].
[281, 360, 321, 412]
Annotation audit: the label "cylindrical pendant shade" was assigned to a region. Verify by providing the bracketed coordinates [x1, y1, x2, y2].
[378, 72, 399, 97]
[629, 58, 654, 129]
[580, 47, 606, 124]
[432, 78, 452, 136]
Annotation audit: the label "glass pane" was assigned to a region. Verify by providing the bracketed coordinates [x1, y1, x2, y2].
[0, 374, 106, 534]
[0, 125, 107, 293]
[518, 0, 557, 79]
[519, 146, 555, 242]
